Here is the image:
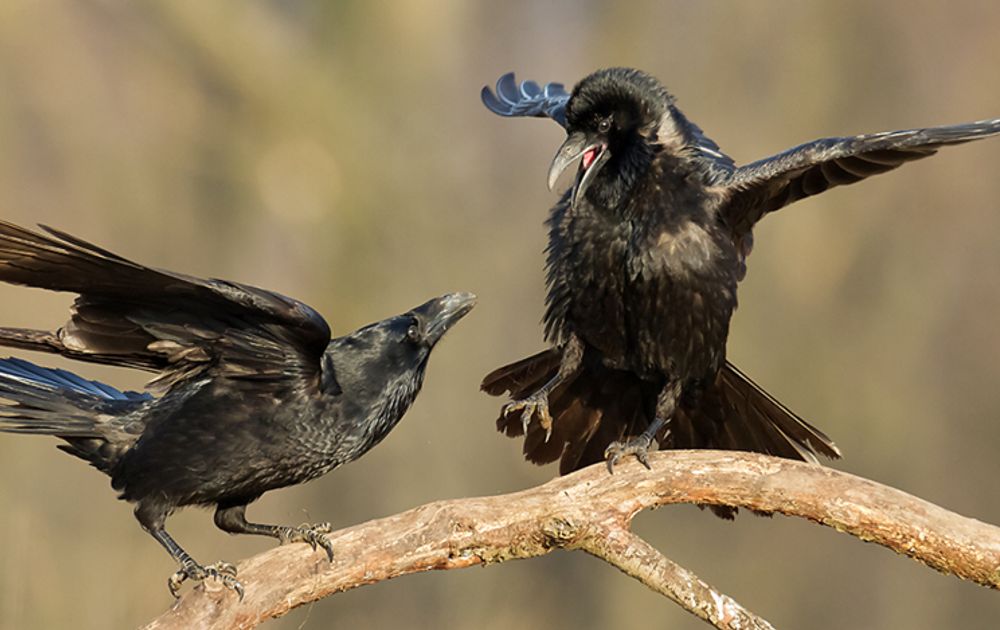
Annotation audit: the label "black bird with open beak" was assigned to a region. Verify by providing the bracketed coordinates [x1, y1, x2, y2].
[545, 68, 678, 211]
[481, 67, 1000, 516]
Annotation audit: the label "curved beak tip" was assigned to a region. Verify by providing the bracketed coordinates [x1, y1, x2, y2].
[547, 133, 608, 202]
[548, 140, 581, 191]
[444, 291, 477, 311]
[426, 291, 477, 339]
[547, 161, 564, 191]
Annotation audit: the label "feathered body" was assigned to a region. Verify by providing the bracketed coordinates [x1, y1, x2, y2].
[544, 157, 739, 381]
[481, 67, 1000, 498]
[0, 220, 474, 595]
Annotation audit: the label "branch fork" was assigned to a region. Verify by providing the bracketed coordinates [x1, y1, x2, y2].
[144, 451, 1000, 630]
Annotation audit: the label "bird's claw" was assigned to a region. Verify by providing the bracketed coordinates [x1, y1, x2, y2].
[502, 393, 554, 440]
[168, 561, 244, 600]
[604, 435, 657, 474]
[279, 522, 335, 562]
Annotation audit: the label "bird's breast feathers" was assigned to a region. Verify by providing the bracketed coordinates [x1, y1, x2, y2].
[639, 220, 721, 279]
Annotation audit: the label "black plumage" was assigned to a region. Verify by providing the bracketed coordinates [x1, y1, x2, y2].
[0, 220, 475, 596]
[481, 68, 1000, 513]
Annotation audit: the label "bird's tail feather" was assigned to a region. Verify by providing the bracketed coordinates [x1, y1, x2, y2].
[0, 357, 114, 434]
[483, 351, 839, 517]
[709, 362, 840, 461]
[481, 348, 562, 400]
[0, 357, 149, 472]
[482, 348, 654, 474]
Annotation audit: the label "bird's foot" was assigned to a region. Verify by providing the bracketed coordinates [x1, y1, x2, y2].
[278, 522, 335, 562]
[604, 434, 659, 474]
[502, 391, 554, 439]
[168, 560, 243, 600]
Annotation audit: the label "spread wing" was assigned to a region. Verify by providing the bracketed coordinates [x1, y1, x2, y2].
[481, 72, 571, 127]
[0, 221, 331, 392]
[721, 118, 1000, 236]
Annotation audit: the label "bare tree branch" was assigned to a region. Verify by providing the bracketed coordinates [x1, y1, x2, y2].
[580, 528, 776, 629]
[143, 451, 1000, 630]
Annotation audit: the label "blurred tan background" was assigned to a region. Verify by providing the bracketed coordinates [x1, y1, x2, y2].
[0, 1, 998, 628]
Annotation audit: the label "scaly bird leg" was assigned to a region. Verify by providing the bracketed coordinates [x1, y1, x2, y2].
[605, 379, 681, 473]
[501, 336, 583, 439]
[135, 502, 244, 599]
[214, 503, 334, 562]
[150, 526, 242, 599]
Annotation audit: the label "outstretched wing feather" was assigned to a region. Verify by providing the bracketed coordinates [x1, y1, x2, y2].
[722, 118, 1000, 235]
[0, 221, 331, 392]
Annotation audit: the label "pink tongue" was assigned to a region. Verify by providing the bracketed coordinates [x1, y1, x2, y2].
[582, 148, 597, 170]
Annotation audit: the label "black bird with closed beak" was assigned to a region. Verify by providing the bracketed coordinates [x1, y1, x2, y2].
[0, 220, 475, 596]
[481, 68, 1000, 512]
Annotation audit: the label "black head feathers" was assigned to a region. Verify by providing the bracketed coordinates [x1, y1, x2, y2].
[566, 67, 674, 134]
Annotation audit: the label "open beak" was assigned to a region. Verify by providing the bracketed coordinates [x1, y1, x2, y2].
[547, 131, 610, 208]
[417, 292, 477, 345]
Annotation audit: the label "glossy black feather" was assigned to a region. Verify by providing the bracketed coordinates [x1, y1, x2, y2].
[480, 67, 996, 503]
[0, 220, 331, 388]
[482, 72, 571, 127]
[724, 118, 1000, 233]
[0, 220, 474, 592]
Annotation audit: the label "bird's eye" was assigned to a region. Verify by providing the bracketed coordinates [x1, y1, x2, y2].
[597, 117, 612, 133]
[406, 325, 421, 343]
